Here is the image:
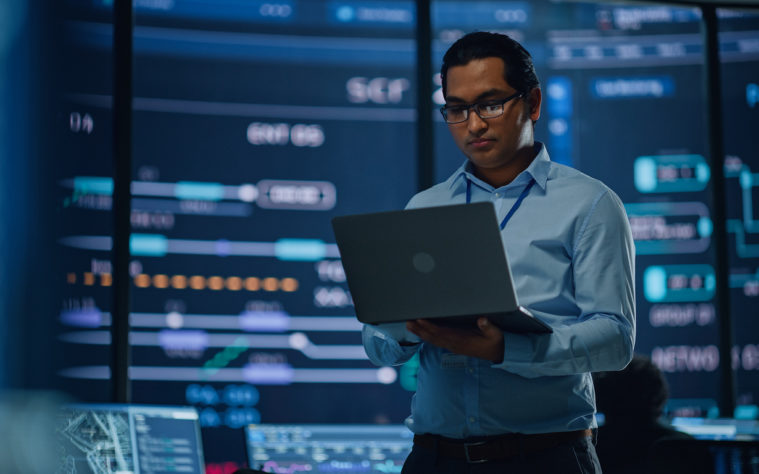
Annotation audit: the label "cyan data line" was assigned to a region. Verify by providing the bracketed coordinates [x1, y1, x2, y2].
[729, 269, 759, 289]
[724, 165, 759, 251]
[727, 219, 759, 259]
[59, 234, 341, 260]
[64, 176, 338, 212]
[58, 330, 368, 360]
[202, 336, 249, 377]
[740, 167, 759, 232]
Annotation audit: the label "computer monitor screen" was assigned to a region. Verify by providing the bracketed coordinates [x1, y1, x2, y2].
[670, 417, 759, 441]
[652, 438, 759, 474]
[57, 404, 205, 474]
[244, 424, 413, 473]
[707, 440, 759, 474]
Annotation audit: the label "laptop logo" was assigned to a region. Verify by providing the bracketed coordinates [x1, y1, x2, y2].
[412, 252, 435, 273]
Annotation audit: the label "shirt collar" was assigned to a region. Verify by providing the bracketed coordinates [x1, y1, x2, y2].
[448, 141, 551, 192]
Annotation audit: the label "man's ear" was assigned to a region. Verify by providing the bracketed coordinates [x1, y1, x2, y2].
[527, 87, 542, 123]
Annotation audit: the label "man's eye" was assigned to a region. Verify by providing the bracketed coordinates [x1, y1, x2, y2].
[481, 103, 502, 113]
[447, 107, 467, 115]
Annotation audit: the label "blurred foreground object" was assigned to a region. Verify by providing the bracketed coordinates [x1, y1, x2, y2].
[0, 390, 65, 473]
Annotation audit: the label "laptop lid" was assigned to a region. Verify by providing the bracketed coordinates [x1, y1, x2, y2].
[244, 424, 413, 473]
[331, 202, 551, 334]
[57, 403, 206, 474]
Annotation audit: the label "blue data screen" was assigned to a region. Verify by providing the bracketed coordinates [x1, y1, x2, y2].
[51, 0, 759, 468]
[245, 424, 413, 473]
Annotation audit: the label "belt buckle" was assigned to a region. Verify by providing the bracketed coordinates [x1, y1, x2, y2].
[463, 440, 488, 464]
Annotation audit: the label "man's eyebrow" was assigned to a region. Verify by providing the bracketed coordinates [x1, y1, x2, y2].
[445, 88, 512, 104]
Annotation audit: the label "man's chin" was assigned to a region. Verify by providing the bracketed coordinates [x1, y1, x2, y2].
[467, 155, 502, 169]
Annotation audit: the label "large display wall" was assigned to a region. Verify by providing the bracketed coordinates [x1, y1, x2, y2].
[51, 0, 759, 468]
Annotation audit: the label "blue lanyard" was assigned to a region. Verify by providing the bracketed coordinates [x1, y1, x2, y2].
[466, 178, 536, 230]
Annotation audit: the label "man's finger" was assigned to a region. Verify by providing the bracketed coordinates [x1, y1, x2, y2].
[407, 320, 434, 340]
[477, 317, 502, 339]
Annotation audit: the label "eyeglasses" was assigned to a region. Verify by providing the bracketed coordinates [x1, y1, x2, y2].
[439, 92, 524, 124]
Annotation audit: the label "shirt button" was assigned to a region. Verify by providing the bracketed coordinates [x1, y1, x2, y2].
[469, 417, 476, 423]
[494, 192, 501, 197]
[467, 368, 474, 374]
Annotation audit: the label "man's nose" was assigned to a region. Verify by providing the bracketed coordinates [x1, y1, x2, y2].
[466, 110, 488, 133]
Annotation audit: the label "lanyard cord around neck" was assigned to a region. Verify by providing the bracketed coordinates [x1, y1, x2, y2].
[466, 178, 536, 231]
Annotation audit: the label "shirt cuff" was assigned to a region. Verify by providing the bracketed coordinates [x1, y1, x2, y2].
[370, 322, 422, 344]
[494, 331, 535, 368]
[363, 324, 420, 361]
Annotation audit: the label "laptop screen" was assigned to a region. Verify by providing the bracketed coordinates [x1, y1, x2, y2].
[244, 424, 413, 473]
[57, 404, 205, 474]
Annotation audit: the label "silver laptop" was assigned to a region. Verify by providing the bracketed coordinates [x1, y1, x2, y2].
[331, 202, 552, 334]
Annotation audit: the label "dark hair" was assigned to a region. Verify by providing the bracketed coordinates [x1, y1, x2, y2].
[593, 354, 669, 420]
[441, 31, 540, 99]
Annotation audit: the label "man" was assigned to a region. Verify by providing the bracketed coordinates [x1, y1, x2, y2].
[362, 31, 635, 473]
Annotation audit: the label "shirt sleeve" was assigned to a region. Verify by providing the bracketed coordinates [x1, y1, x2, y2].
[495, 189, 636, 378]
[362, 324, 421, 367]
[358, 194, 427, 367]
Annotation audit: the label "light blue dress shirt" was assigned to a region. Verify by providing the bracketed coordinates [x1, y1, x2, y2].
[362, 142, 636, 438]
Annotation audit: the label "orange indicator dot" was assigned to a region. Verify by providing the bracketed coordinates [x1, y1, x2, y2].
[153, 274, 169, 288]
[226, 277, 242, 291]
[244, 277, 260, 291]
[189, 275, 205, 290]
[262, 277, 279, 292]
[280, 278, 298, 292]
[208, 276, 224, 290]
[134, 274, 151, 288]
[171, 275, 187, 289]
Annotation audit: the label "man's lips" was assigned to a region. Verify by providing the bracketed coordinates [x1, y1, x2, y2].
[468, 138, 494, 147]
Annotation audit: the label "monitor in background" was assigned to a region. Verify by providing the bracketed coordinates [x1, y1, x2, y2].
[670, 417, 759, 440]
[57, 404, 205, 474]
[705, 440, 759, 474]
[244, 424, 413, 473]
[650, 438, 759, 474]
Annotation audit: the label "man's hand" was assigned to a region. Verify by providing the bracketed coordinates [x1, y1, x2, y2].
[406, 317, 505, 363]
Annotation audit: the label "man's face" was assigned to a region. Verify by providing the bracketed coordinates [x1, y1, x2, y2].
[444, 57, 541, 183]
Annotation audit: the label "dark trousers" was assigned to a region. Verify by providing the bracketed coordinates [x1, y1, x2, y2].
[401, 436, 602, 474]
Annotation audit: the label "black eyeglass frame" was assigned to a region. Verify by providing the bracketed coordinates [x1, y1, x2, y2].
[439, 92, 524, 124]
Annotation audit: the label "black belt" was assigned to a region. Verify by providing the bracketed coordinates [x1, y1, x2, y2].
[413, 429, 593, 464]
